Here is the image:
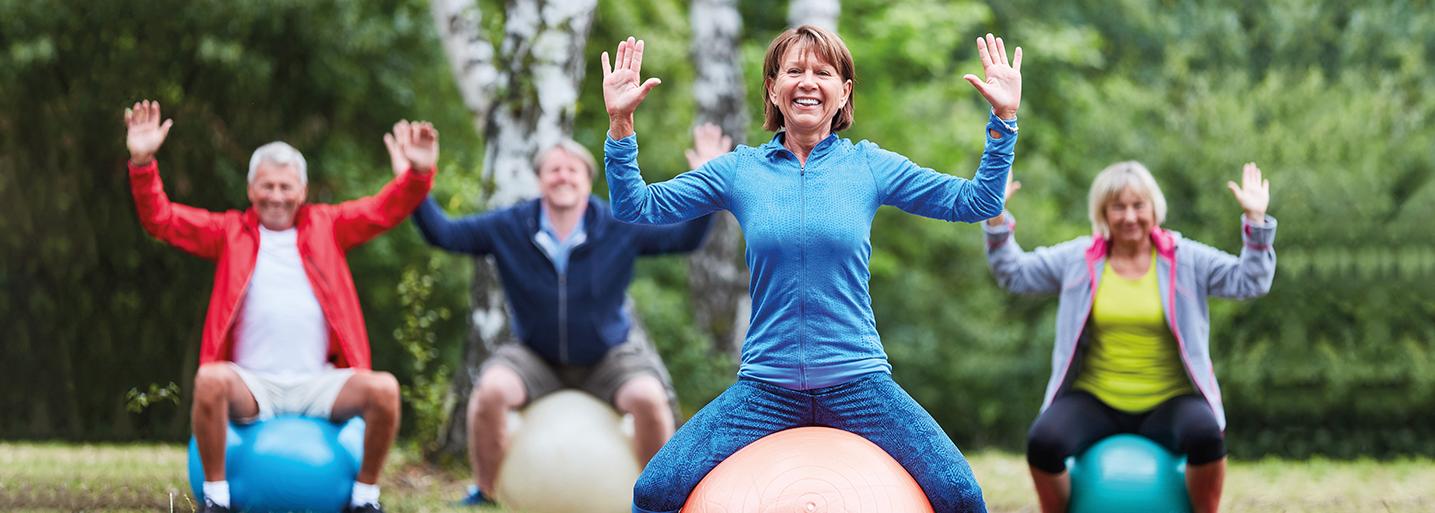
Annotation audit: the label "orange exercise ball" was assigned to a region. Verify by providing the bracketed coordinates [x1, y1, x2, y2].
[681, 427, 934, 513]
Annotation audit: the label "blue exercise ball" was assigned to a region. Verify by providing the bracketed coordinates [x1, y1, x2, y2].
[188, 416, 365, 513]
[1067, 434, 1191, 513]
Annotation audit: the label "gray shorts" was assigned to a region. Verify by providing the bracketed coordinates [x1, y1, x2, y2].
[482, 327, 677, 414]
[229, 363, 354, 423]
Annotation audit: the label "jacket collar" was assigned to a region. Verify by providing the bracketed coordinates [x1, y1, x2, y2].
[521, 196, 609, 240]
[761, 131, 841, 161]
[1085, 226, 1179, 264]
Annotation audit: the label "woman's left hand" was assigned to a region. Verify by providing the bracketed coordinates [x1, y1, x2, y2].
[1227, 162, 1270, 224]
[963, 33, 1022, 120]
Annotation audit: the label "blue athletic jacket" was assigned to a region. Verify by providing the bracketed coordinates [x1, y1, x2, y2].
[412, 196, 711, 365]
[604, 112, 1017, 389]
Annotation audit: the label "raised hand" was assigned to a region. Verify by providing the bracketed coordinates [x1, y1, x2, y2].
[602, 37, 662, 138]
[382, 123, 410, 177]
[962, 33, 1022, 120]
[124, 100, 173, 165]
[403, 121, 439, 173]
[1226, 162, 1269, 224]
[383, 120, 439, 176]
[684, 123, 733, 169]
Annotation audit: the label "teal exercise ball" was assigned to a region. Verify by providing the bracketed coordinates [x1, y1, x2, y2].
[188, 416, 365, 513]
[1068, 434, 1191, 513]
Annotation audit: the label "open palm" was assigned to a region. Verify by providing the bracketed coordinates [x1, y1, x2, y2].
[1227, 162, 1270, 220]
[601, 37, 662, 120]
[125, 100, 173, 164]
[684, 123, 732, 169]
[382, 120, 439, 176]
[963, 33, 1023, 118]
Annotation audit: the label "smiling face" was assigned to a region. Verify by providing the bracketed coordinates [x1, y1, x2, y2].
[247, 163, 307, 230]
[761, 25, 857, 136]
[1104, 186, 1157, 246]
[766, 46, 852, 140]
[537, 148, 593, 211]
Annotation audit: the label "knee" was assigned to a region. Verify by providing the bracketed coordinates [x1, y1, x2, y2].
[364, 372, 401, 412]
[1026, 425, 1070, 473]
[617, 377, 670, 421]
[1181, 423, 1226, 465]
[472, 373, 521, 418]
[631, 468, 684, 513]
[193, 363, 233, 402]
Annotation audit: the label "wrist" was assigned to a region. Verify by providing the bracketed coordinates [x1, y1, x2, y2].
[1245, 211, 1265, 224]
[986, 213, 1007, 227]
[995, 108, 1018, 121]
[129, 154, 154, 166]
[608, 115, 635, 139]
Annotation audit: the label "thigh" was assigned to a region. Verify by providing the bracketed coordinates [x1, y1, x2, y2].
[1138, 394, 1225, 463]
[220, 363, 269, 422]
[582, 332, 677, 416]
[813, 374, 985, 513]
[483, 343, 562, 405]
[1031, 392, 1130, 454]
[633, 380, 806, 513]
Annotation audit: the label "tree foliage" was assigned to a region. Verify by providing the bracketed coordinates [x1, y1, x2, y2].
[5, 0, 1433, 458]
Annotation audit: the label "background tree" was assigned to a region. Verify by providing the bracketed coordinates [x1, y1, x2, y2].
[687, 0, 751, 358]
[427, 0, 598, 458]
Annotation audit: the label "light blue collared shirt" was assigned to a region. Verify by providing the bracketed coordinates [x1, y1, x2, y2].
[535, 207, 586, 274]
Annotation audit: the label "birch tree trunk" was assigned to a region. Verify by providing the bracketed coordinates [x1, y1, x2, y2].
[688, 0, 751, 357]
[788, 0, 840, 31]
[430, 0, 597, 458]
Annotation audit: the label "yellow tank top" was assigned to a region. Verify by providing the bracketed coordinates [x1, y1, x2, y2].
[1073, 252, 1193, 413]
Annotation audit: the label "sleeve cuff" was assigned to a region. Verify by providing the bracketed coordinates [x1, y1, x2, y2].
[604, 132, 638, 158]
[1242, 214, 1277, 246]
[987, 110, 1018, 135]
[128, 159, 158, 173]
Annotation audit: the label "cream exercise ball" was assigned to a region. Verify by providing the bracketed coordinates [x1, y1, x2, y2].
[495, 389, 642, 513]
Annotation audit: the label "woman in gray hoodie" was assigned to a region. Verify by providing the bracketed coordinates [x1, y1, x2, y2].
[983, 161, 1275, 513]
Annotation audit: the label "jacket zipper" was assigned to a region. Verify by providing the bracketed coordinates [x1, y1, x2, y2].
[219, 232, 261, 361]
[798, 158, 808, 389]
[549, 230, 589, 365]
[558, 271, 569, 363]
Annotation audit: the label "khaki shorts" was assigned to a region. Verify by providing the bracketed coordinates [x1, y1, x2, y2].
[482, 327, 677, 415]
[229, 363, 354, 422]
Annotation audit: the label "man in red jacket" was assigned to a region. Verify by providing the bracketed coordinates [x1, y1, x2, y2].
[125, 100, 435, 513]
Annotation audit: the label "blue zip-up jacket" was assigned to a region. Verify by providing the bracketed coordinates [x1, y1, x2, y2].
[412, 196, 712, 365]
[604, 112, 1018, 389]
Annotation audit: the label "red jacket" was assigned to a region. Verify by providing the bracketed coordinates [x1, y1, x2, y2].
[128, 160, 433, 369]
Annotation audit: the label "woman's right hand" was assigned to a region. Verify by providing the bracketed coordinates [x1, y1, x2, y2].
[986, 178, 1022, 226]
[602, 36, 662, 139]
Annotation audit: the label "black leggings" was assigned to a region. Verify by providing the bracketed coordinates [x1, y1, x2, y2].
[1026, 391, 1226, 473]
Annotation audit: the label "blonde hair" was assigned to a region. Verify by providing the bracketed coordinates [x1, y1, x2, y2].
[533, 139, 597, 178]
[761, 24, 856, 133]
[1088, 161, 1167, 238]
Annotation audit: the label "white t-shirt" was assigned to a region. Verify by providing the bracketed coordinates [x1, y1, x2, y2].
[232, 226, 331, 376]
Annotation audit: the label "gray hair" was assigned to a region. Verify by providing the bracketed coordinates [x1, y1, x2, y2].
[533, 139, 597, 178]
[1088, 161, 1168, 238]
[247, 141, 308, 185]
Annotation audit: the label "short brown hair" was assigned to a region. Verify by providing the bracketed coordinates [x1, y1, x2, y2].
[761, 25, 856, 133]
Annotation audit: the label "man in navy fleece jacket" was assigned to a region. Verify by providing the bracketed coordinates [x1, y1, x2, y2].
[407, 126, 731, 505]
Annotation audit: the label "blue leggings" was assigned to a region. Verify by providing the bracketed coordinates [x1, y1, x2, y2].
[632, 373, 987, 513]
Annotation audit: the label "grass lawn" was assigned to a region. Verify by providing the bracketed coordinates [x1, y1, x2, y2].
[3, 441, 1434, 512]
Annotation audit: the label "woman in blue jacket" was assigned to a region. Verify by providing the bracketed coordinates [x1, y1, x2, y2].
[983, 162, 1275, 513]
[601, 26, 1023, 513]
